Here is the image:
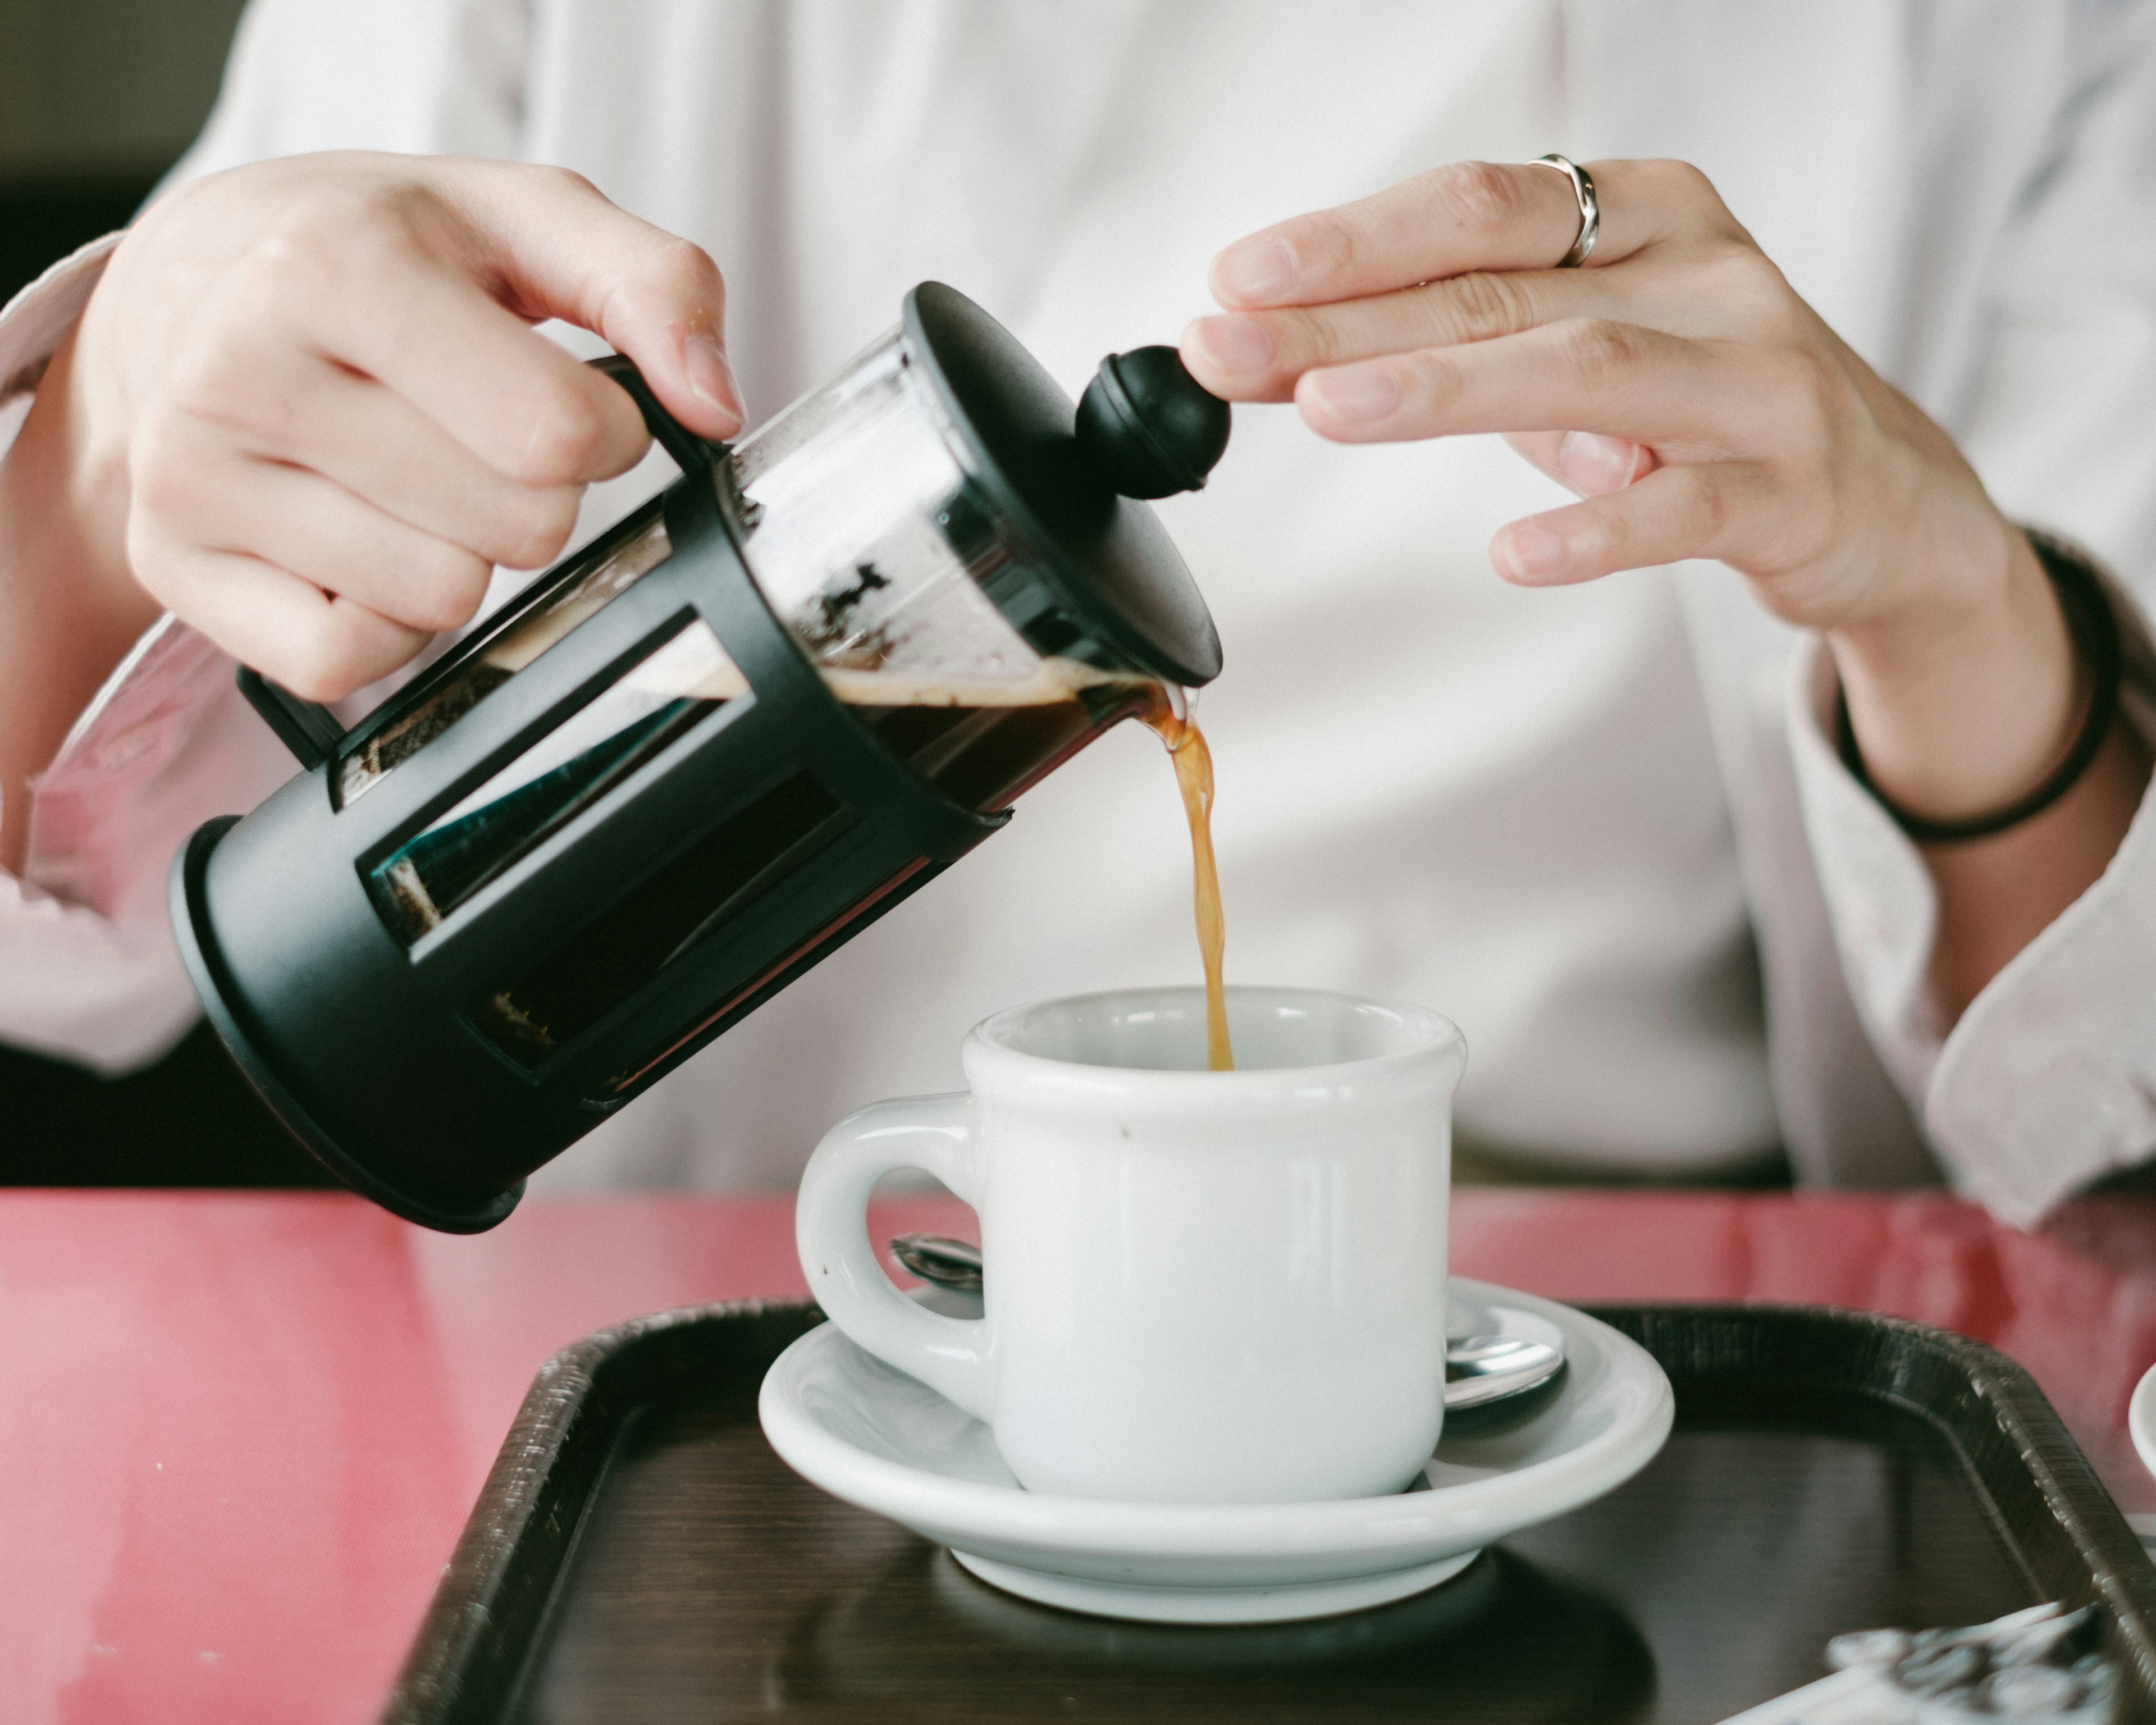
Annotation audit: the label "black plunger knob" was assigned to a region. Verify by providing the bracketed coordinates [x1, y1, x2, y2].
[1076, 346, 1232, 499]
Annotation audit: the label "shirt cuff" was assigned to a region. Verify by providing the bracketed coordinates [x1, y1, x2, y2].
[1787, 584, 2156, 1226]
[0, 230, 121, 403]
[0, 615, 291, 1072]
[0, 230, 296, 1072]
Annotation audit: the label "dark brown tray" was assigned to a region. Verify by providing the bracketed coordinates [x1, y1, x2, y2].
[382, 1301, 2156, 1724]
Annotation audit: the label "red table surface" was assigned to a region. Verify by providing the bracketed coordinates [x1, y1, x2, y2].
[6, 1187, 2156, 1724]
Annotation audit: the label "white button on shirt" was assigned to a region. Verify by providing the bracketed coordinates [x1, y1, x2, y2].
[4, 0, 2156, 1225]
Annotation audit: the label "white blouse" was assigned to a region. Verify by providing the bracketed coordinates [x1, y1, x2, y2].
[3, 0, 2155, 1224]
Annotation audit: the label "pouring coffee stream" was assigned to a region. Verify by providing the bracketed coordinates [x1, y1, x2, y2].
[1143, 691, 1234, 1071]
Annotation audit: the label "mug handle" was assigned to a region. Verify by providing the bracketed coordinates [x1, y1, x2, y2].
[794, 1093, 994, 1421]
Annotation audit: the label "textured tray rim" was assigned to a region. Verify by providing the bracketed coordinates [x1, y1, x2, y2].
[1593, 1303, 2156, 1705]
[378, 1299, 2156, 1724]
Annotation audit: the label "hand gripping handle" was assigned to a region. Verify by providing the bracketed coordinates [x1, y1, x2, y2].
[794, 1093, 994, 1421]
[237, 355, 714, 766]
[586, 352, 721, 476]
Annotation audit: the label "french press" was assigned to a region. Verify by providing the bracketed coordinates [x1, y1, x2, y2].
[170, 283, 1230, 1232]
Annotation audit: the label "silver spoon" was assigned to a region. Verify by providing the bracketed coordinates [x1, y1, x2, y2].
[889, 1233, 1565, 1410]
[1443, 1332, 1568, 1409]
[892, 1232, 984, 1290]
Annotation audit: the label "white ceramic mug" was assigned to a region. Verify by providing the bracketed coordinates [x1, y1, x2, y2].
[794, 985, 1466, 1504]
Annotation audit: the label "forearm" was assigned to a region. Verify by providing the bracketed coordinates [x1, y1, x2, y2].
[0, 321, 158, 875]
[1829, 523, 2152, 1021]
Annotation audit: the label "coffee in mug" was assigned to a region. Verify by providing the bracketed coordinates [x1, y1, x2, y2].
[794, 985, 1465, 1503]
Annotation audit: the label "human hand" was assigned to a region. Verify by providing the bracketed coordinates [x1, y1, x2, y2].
[1180, 159, 2154, 1020]
[1178, 158, 2021, 643]
[61, 150, 743, 701]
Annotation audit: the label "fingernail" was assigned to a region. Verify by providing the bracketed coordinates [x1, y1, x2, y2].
[1187, 314, 1274, 376]
[1499, 521, 1568, 581]
[1557, 431, 1640, 496]
[1307, 362, 1400, 425]
[683, 333, 744, 433]
[1213, 236, 1299, 304]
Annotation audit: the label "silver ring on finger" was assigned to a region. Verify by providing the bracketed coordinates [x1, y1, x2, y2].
[1529, 154, 1600, 268]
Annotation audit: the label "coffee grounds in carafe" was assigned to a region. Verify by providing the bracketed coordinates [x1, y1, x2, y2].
[467, 654, 1163, 1069]
[455, 642, 1236, 1079]
[821, 660, 1155, 815]
[1142, 692, 1234, 1072]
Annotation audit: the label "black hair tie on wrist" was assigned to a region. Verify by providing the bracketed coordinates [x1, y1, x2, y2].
[1834, 532, 2124, 845]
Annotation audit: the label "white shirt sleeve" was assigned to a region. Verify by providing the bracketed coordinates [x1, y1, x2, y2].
[0, 243, 296, 1073]
[1788, 600, 2156, 1229]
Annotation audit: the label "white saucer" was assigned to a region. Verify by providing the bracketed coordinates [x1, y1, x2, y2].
[759, 1276, 1674, 1624]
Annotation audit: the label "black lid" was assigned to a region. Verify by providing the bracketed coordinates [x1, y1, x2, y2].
[902, 282, 1225, 687]
[1076, 346, 1232, 499]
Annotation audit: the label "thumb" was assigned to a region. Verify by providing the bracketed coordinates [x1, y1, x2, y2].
[449, 161, 744, 441]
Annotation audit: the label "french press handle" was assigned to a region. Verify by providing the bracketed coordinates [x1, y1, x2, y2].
[237, 355, 717, 768]
[584, 352, 721, 477]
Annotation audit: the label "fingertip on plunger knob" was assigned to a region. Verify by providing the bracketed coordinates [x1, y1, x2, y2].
[1077, 346, 1232, 500]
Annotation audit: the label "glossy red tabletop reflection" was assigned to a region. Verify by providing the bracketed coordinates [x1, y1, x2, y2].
[6, 1186, 2156, 1723]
